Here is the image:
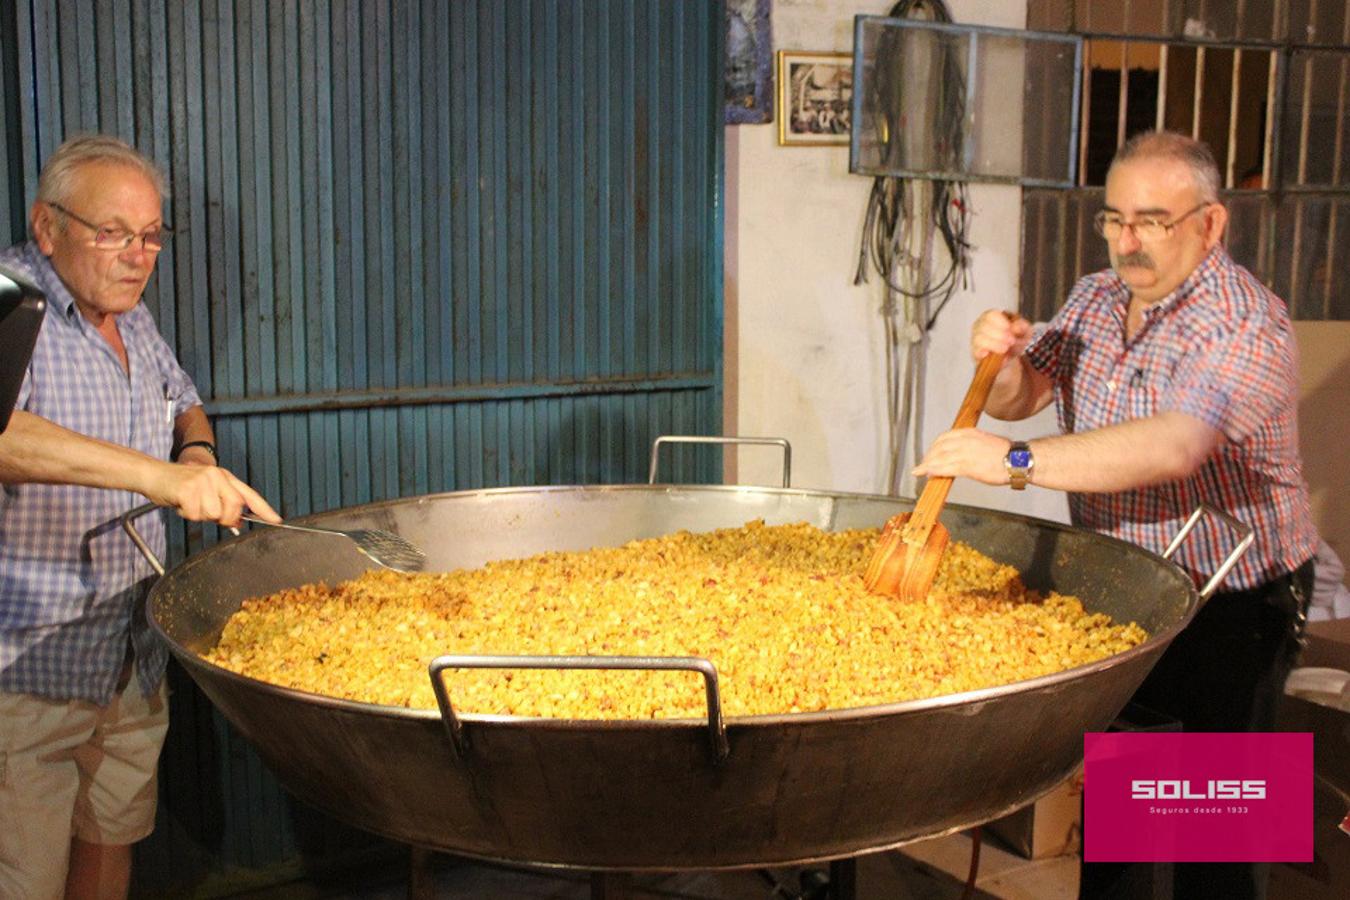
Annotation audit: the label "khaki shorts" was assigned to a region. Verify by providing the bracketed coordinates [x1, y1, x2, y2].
[0, 660, 168, 898]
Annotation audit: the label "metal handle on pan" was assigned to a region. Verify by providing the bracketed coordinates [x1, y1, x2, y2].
[120, 502, 243, 577]
[428, 654, 730, 764]
[1162, 503, 1255, 602]
[120, 501, 166, 576]
[647, 435, 792, 488]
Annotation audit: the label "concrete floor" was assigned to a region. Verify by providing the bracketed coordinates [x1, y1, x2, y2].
[219, 826, 1344, 898]
[230, 830, 1079, 899]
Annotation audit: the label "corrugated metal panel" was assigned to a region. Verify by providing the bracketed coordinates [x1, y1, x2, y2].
[3, 0, 725, 891]
[0, 1, 16, 246]
[1, 0, 18, 245]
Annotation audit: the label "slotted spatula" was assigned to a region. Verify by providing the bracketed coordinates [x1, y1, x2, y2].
[864, 349, 1006, 601]
[239, 514, 427, 573]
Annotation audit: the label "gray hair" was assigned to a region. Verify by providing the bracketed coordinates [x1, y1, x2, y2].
[35, 134, 168, 208]
[1109, 131, 1221, 203]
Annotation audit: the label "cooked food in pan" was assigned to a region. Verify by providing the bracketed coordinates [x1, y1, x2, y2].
[206, 520, 1148, 718]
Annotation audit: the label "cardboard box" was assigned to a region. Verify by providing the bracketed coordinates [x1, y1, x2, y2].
[986, 701, 1180, 861]
[985, 770, 1082, 860]
[1294, 321, 1350, 572]
[1275, 619, 1350, 898]
[1272, 692, 1350, 898]
[1301, 618, 1350, 671]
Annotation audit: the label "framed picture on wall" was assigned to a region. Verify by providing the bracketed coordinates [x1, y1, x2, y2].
[776, 51, 853, 146]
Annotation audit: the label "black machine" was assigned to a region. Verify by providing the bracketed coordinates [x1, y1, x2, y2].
[0, 262, 46, 433]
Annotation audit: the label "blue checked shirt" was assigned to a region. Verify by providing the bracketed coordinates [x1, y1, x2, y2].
[0, 242, 202, 704]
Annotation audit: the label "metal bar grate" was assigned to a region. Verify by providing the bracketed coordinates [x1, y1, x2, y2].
[1022, 1, 1350, 321]
[1192, 44, 1205, 140]
[1226, 48, 1242, 188]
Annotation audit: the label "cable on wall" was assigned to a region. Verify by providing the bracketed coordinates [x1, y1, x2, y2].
[853, 0, 972, 499]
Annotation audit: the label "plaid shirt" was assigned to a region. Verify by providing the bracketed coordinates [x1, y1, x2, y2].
[1025, 246, 1318, 591]
[0, 242, 201, 704]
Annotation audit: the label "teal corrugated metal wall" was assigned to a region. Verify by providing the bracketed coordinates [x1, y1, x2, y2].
[1, 0, 724, 892]
[1, 0, 21, 238]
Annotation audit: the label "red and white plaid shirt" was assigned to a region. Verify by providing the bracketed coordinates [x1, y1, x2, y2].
[1025, 246, 1318, 591]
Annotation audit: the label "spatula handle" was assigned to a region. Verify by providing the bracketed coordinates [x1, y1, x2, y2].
[907, 350, 1007, 535]
[240, 514, 329, 537]
[952, 350, 1007, 429]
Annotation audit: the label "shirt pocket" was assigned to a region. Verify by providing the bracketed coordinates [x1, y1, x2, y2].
[133, 366, 176, 461]
[1125, 369, 1165, 420]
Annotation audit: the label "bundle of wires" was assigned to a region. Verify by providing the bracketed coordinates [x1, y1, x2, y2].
[853, 0, 973, 498]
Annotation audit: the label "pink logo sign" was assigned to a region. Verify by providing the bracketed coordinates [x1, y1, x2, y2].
[1083, 732, 1312, 862]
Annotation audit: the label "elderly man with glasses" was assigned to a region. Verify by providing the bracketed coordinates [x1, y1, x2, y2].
[913, 131, 1316, 900]
[0, 135, 278, 900]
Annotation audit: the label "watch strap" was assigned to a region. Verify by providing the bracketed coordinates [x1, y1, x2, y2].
[175, 440, 217, 462]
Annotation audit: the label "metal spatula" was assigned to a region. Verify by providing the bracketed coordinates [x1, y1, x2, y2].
[240, 514, 427, 572]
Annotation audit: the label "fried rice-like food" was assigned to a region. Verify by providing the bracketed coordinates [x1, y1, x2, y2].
[205, 520, 1147, 718]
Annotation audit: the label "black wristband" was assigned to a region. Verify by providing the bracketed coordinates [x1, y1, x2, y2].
[175, 440, 217, 462]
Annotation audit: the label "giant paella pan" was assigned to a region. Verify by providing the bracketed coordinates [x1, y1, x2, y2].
[129, 439, 1249, 872]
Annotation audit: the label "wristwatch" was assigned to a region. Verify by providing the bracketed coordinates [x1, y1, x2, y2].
[1005, 441, 1034, 490]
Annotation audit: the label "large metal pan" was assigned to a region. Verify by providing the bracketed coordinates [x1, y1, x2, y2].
[134, 479, 1247, 871]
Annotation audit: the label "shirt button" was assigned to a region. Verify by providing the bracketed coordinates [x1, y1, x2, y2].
[1107, 381, 1116, 392]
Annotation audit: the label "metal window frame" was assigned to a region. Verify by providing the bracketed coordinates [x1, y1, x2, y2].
[1074, 30, 1350, 196]
[1076, 32, 1285, 193]
[1017, 10, 1350, 322]
[852, 15, 1350, 199]
[850, 15, 1085, 188]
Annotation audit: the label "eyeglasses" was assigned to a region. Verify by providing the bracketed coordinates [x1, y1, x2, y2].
[1092, 203, 1210, 243]
[47, 201, 172, 252]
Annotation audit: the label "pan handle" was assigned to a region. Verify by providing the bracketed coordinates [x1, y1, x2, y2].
[1161, 503, 1255, 602]
[428, 654, 730, 764]
[648, 435, 792, 488]
[120, 501, 167, 576]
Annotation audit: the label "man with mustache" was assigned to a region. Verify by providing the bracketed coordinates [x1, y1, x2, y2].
[0, 135, 278, 900]
[914, 131, 1316, 899]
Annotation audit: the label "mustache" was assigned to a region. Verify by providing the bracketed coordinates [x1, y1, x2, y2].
[1115, 251, 1155, 269]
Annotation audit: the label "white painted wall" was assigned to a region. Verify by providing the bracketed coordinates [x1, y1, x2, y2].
[725, 0, 1069, 523]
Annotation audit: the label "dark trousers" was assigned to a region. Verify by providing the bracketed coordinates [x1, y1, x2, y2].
[1079, 557, 1315, 900]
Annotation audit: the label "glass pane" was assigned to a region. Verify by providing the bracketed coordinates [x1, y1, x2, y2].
[1160, 45, 1198, 136]
[1283, 50, 1350, 189]
[852, 18, 1081, 186]
[1018, 188, 1108, 319]
[1222, 192, 1272, 278]
[1230, 50, 1274, 189]
[1273, 197, 1350, 320]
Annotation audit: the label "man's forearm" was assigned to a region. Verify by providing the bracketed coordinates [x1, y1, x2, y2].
[1029, 412, 1221, 493]
[0, 410, 165, 491]
[1, 410, 281, 525]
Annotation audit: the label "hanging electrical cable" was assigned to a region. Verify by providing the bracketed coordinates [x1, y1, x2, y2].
[853, 0, 973, 499]
[850, 8, 984, 889]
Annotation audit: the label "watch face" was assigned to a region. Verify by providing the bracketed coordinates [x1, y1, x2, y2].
[1009, 448, 1033, 469]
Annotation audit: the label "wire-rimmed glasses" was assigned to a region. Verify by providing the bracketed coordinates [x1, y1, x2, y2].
[1092, 203, 1211, 243]
[47, 201, 172, 252]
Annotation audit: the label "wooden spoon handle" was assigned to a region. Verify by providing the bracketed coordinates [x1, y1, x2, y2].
[865, 320, 1016, 598]
[952, 350, 1007, 429]
[906, 350, 1006, 536]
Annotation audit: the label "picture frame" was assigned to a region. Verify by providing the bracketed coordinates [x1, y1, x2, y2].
[776, 50, 853, 146]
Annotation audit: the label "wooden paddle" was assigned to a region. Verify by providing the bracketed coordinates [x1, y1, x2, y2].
[863, 348, 1007, 601]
